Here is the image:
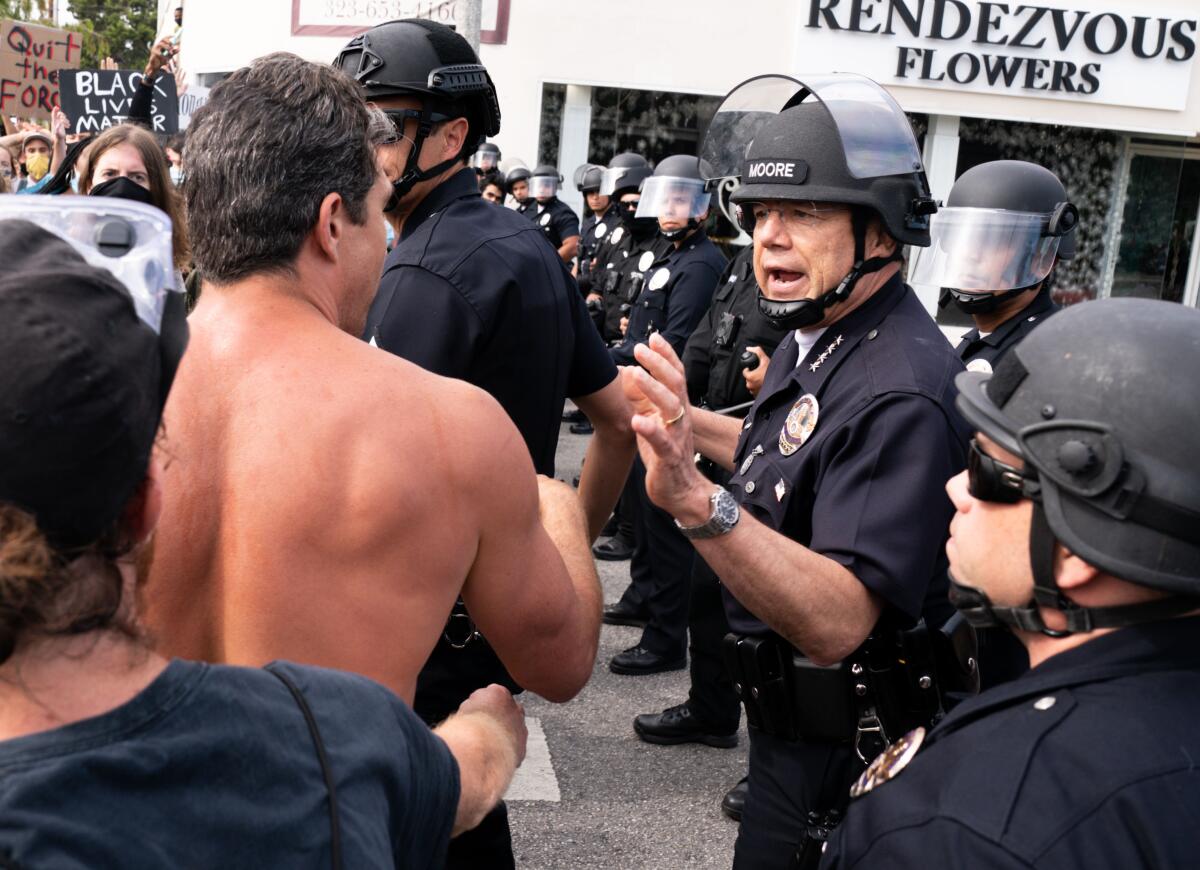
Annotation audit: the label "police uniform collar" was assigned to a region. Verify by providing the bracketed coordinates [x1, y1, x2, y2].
[928, 614, 1200, 744]
[756, 273, 909, 407]
[959, 286, 1056, 350]
[400, 167, 481, 243]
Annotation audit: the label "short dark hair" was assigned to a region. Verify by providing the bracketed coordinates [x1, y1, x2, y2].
[183, 52, 385, 285]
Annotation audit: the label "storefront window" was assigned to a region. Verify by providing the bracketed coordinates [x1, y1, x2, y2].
[1111, 148, 1200, 304]
[537, 83, 567, 167]
[587, 87, 722, 167]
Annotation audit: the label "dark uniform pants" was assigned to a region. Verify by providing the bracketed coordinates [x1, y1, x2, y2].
[620, 456, 693, 658]
[444, 803, 514, 870]
[687, 557, 741, 732]
[734, 729, 862, 870]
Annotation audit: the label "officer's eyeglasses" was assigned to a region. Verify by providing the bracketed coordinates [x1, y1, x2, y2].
[380, 108, 455, 143]
[967, 438, 1038, 504]
[619, 198, 639, 212]
[741, 201, 844, 231]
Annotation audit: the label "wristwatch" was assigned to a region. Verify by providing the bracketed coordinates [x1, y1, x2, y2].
[675, 488, 741, 539]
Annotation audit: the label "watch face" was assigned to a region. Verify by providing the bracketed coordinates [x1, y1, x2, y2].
[714, 490, 739, 529]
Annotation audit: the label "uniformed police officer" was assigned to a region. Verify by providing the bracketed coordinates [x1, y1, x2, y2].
[822, 297, 1200, 869]
[575, 162, 617, 287]
[623, 74, 967, 869]
[591, 152, 673, 563]
[633, 243, 791, 819]
[916, 160, 1076, 374]
[505, 164, 532, 213]
[527, 164, 581, 264]
[913, 159, 1079, 690]
[607, 155, 727, 675]
[334, 20, 635, 867]
[470, 140, 501, 179]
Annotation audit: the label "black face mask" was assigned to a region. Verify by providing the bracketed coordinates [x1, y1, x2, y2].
[90, 176, 155, 206]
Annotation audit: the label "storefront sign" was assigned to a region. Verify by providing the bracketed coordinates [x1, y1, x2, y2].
[802, 0, 1196, 112]
[178, 84, 209, 130]
[59, 70, 179, 134]
[0, 19, 81, 120]
[291, 0, 510, 44]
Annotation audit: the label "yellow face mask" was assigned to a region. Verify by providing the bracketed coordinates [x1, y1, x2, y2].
[25, 152, 50, 182]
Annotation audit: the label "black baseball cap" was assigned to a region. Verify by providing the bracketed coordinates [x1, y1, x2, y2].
[0, 221, 174, 550]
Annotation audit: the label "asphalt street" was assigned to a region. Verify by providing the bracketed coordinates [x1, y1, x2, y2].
[505, 416, 749, 870]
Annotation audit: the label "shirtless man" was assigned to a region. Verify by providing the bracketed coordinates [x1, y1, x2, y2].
[144, 52, 602, 706]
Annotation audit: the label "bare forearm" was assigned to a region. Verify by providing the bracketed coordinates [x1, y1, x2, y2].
[558, 237, 579, 263]
[435, 711, 520, 836]
[691, 406, 744, 471]
[688, 506, 880, 664]
[577, 427, 636, 542]
[538, 490, 603, 678]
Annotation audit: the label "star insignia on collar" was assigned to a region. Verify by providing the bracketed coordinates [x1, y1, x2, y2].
[808, 335, 844, 372]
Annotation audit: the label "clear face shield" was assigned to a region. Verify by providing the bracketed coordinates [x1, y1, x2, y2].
[635, 176, 711, 224]
[699, 73, 925, 184]
[470, 148, 500, 172]
[0, 196, 179, 333]
[909, 208, 1066, 294]
[529, 175, 559, 200]
[600, 167, 640, 197]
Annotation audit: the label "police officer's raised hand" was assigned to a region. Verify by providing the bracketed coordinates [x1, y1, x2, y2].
[628, 333, 714, 525]
[742, 346, 770, 397]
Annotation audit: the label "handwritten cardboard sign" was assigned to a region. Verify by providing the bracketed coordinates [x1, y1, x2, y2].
[0, 19, 81, 120]
[59, 69, 179, 134]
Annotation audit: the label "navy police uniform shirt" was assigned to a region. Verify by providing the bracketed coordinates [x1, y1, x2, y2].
[581, 203, 618, 257]
[822, 615, 1200, 869]
[683, 245, 790, 410]
[956, 286, 1059, 371]
[611, 229, 726, 365]
[724, 275, 969, 635]
[532, 198, 580, 251]
[364, 168, 615, 476]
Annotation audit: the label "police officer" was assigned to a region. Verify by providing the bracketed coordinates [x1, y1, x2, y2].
[525, 164, 580, 264]
[606, 154, 727, 675]
[505, 164, 533, 213]
[822, 297, 1200, 869]
[470, 140, 501, 179]
[917, 160, 1076, 374]
[913, 159, 1079, 690]
[633, 242, 791, 819]
[591, 152, 673, 562]
[334, 20, 635, 867]
[575, 162, 617, 286]
[626, 74, 967, 869]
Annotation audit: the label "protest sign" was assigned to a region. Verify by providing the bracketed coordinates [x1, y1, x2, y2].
[59, 69, 179, 134]
[178, 83, 208, 130]
[0, 19, 82, 120]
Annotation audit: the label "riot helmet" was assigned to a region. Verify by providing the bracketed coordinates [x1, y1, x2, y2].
[951, 298, 1200, 636]
[333, 19, 502, 209]
[575, 163, 604, 194]
[636, 154, 711, 241]
[530, 164, 562, 201]
[505, 164, 532, 202]
[470, 141, 502, 173]
[701, 73, 936, 329]
[912, 160, 1078, 315]
[601, 152, 653, 198]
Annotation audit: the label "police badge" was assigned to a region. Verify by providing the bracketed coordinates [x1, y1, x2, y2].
[778, 394, 819, 456]
[849, 726, 926, 798]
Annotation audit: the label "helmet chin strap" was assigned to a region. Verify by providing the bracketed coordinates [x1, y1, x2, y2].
[942, 281, 1041, 315]
[758, 209, 899, 331]
[660, 218, 699, 242]
[949, 503, 1200, 636]
[384, 103, 465, 213]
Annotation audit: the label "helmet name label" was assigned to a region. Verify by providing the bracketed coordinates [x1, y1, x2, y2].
[745, 159, 809, 183]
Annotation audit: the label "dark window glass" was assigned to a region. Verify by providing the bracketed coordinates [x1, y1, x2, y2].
[537, 83, 567, 166]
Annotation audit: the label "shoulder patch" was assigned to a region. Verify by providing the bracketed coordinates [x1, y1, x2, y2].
[850, 727, 925, 799]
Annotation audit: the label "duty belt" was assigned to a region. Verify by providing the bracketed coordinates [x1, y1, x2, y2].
[441, 598, 483, 649]
[723, 614, 978, 764]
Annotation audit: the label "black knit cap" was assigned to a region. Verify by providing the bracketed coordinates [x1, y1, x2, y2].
[0, 221, 166, 550]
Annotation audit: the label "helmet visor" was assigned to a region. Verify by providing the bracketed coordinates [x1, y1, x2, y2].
[529, 176, 559, 199]
[470, 149, 499, 171]
[0, 196, 179, 333]
[600, 166, 644, 196]
[635, 176, 711, 222]
[699, 73, 923, 182]
[909, 208, 1062, 294]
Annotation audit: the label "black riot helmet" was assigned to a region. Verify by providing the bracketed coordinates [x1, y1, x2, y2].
[914, 160, 1078, 315]
[333, 19, 502, 208]
[601, 152, 653, 198]
[470, 141, 502, 173]
[574, 163, 604, 194]
[951, 298, 1200, 636]
[701, 73, 936, 330]
[636, 154, 712, 241]
[505, 164, 531, 201]
[530, 164, 563, 200]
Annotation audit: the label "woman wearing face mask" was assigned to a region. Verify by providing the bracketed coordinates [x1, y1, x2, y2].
[79, 124, 190, 286]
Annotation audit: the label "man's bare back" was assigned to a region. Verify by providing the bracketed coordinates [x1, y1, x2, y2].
[146, 285, 601, 704]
